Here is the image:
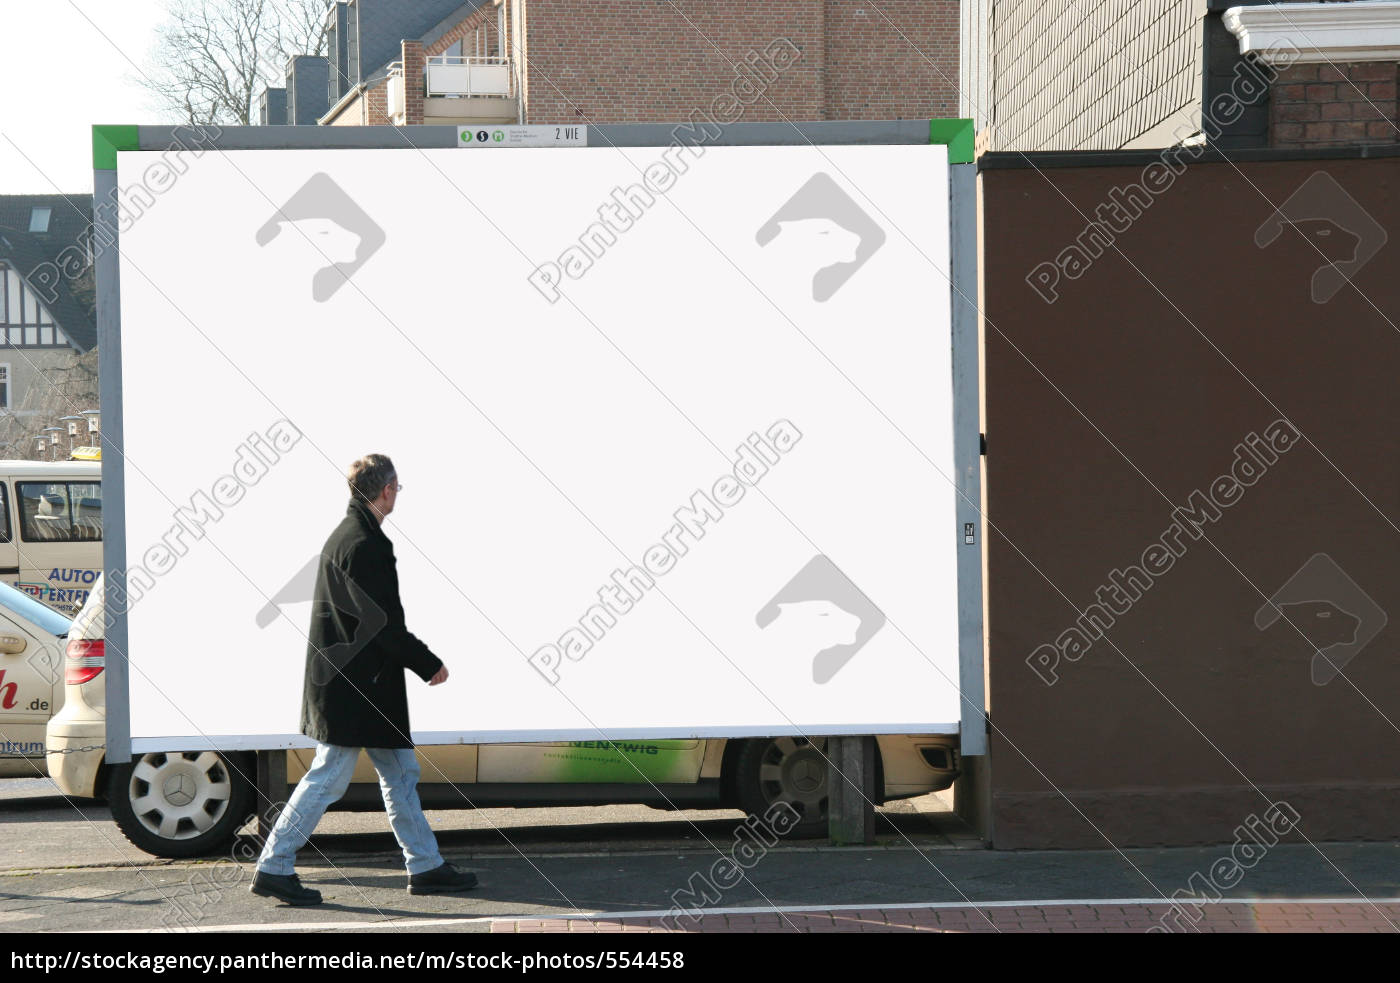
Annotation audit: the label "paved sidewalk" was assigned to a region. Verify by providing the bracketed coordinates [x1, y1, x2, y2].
[7, 785, 1400, 934]
[492, 900, 1400, 933]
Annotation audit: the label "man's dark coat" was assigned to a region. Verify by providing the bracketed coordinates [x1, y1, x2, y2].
[300, 499, 443, 748]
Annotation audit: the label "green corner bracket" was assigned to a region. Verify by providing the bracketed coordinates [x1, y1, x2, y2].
[93, 125, 140, 171]
[929, 118, 974, 164]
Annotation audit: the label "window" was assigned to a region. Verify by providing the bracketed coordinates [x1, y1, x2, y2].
[0, 364, 9, 409]
[345, 5, 359, 86]
[28, 207, 50, 233]
[0, 483, 12, 544]
[4, 268, 20, 323]
[17, 481, 102, 543]
[0, 576, 69, 635]
[326, 23, 339, 100]
[0, 263, 62, 343]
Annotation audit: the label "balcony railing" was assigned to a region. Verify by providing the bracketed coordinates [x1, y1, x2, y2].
[425, 54, 512, 98]
[386, 55, 516, 124]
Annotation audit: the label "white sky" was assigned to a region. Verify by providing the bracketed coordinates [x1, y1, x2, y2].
[0, 0, 168, 194]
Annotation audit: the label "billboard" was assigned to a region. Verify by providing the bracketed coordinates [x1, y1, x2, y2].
[97, 122, 980, 753]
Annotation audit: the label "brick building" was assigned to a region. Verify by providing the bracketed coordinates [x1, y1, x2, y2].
[1226, 0, 1400, 150]
[258, 0, 959, 129]
[964, 0, 1400, 153]
[977, 0, 1204, 151]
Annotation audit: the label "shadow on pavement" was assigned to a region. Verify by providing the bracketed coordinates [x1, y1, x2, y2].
[245, 806, 976, 860]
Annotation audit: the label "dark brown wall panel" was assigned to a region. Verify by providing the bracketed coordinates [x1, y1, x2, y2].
[982, 156, 1400, 848]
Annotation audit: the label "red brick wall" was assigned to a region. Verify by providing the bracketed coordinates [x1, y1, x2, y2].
[365, 83, 390, 125]
[521, 0, 826, 124]
[1271, 61, 1398, 149]
[403, 41, 426, 125]
[823, 0, 958, 119]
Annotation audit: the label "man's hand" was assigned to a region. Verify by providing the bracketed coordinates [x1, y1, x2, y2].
[428, 665, 449, 686]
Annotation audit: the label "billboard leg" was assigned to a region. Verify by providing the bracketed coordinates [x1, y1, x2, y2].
[827, 736, 876, 845]
[255, 750, 288, 840]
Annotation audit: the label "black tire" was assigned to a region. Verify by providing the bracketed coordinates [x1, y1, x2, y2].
[732, 737, 831, 838]
[107, 750, 255, 858]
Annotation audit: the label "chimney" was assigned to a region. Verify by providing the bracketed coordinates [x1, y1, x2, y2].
[259, 87, 288, 125]
[286, 56, 331, 125]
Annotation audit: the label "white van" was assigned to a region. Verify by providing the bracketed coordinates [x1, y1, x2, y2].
[0, 461, 102, 615]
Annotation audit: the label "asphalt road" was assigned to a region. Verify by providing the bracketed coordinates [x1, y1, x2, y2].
[0, 774, 978, 933]
[7, 776, 1400, 935]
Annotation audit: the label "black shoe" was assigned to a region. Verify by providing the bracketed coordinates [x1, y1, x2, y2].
[408, 862, 478, 895]
[250, 871, 322, 906]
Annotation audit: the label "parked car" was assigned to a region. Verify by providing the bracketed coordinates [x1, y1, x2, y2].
[0, 580, 71, 777]
[47, 577, 960, 857]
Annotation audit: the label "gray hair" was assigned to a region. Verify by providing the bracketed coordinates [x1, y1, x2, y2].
[347, 453, 396, 504]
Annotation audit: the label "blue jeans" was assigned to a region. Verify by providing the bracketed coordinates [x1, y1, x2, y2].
[256, 744, 443, 877]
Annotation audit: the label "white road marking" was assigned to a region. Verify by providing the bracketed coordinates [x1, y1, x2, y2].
[98, 916, 501, 933]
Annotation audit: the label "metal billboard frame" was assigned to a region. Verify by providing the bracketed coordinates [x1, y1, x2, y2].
[93, 118, 984, 763]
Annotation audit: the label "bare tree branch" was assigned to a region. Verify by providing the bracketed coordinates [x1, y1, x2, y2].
[140, 0, 331, 125]
[0, 349, 102, 461]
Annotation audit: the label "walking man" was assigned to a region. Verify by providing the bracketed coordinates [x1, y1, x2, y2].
[251, 454, 477, 905]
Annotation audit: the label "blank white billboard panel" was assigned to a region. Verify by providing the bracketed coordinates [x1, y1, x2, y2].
[114, 141, 957, 749]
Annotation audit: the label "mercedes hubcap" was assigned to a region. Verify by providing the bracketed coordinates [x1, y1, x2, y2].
[129, 752, 235, 841]
[758, 737, 828, 821]
[162, 773, 195, 807]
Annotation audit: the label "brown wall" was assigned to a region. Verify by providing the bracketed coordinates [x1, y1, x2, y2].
[981, 153, 1400, 848]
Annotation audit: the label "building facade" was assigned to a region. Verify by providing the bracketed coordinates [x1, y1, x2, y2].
[0, 196, 99, 460]
[258, 0, 959, 129]
[965, 0, 1400, 153]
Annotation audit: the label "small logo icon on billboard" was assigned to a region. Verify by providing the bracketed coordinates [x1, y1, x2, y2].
[1254, 552, 1387, 685]
[1255, 171, 1387, 304]
[756, 173, 886, 302]
[755, 555, 886, 684]
[255, 172, 386, 302]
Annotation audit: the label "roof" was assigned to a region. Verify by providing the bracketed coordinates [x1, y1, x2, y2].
[0, 194, 97, 352]
[364, 0, 491, 88]
[0, 194, 92, 245]
[418, 0, 490, 49]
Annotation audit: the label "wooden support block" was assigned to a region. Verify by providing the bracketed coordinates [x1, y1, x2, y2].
[255, 749, 288, 840]
[827, 735, 876, 845]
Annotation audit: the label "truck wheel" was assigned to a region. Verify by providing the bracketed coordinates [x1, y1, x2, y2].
[107, 750, 254, 858]
[733, 737, 830, 838]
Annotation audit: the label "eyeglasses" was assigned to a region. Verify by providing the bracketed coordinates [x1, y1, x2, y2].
[391, 482, 403, 492]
